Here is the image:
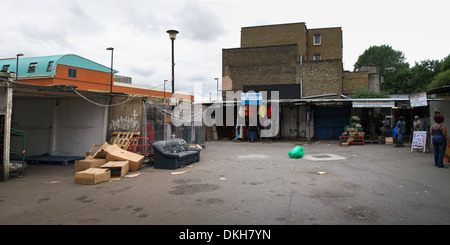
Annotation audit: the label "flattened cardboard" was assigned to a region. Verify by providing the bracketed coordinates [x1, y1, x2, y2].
[104, 144, 144, 171]
[101, 161, 129, 179]
[75, 168, 111, 185]
[74, 158, 107, 172]
[92, 142, 110, 159]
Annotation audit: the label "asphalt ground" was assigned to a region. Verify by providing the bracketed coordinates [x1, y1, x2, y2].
[1, 139, 449, 226]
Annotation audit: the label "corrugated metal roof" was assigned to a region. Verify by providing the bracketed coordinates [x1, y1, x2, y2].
[0, 54, 118, 78]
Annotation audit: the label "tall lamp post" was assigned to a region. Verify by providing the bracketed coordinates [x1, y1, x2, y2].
[167, 29, 178, 139]
[106, 47, 114, 93]
[214, 77, 219, 101]
[16, 53, 24, 82]
[163, 79, 169, 103]
[163, 79, 169, 140]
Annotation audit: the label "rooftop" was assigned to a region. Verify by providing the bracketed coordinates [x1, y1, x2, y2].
[0, 54, 118, 78]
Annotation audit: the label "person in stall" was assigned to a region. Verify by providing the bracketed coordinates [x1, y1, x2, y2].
[413, 116, 423, 131]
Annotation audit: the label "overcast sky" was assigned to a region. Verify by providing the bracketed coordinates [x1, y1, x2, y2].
[1, 0, 449, 101]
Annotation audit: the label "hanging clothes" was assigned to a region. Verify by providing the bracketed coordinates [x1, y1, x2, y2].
[305, 103, 311, 126]
[259, 104, 267, 118]
[249, 105, 256, 117]
[238, 105, 245, 118]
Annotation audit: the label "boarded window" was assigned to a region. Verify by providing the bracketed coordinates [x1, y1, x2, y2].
[28, 63, 37, 73]
[47, 61, 54, 72]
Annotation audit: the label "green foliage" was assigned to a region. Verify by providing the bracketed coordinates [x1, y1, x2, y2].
[354, 45, 450, 94]
[354, 45, 410, 94]
[351, 88, 390, 98]
[409, 59, 441, 92]
[428, 69, 450, 89]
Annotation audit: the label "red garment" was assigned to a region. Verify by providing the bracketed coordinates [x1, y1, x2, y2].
[249, 105, 256, 117]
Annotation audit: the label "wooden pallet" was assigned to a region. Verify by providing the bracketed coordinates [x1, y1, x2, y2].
[109, 131, 141, 150]
[339, 135, 364, 146]
[26, 155, 84, 166]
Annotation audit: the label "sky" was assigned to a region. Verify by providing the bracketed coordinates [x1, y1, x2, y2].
[1, 0, 449, 102]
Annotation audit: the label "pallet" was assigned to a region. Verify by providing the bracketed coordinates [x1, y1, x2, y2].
[110, 131, 140, 150]
[339, 135, 364, 146]
[26, 155, 84, 166]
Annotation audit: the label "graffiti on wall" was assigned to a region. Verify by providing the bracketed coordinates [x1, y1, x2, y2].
[109, 110, 140, 131]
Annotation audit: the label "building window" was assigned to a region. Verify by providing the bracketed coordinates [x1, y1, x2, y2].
[1, 64, 10, 72]
[313, 34, 321, 45]
[68, 68, 77, 78]
[314, 54, 321, 61]
[47, 61, 54, 72]
[28, 62, 37, 73]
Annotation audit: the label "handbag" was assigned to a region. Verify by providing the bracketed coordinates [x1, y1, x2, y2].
[445, 143, 450, 159]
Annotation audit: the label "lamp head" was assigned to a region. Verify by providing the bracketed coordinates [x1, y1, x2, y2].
[167, 30, 179, 40]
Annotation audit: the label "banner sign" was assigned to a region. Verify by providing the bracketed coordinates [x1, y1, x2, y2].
[241, 93, 263, 105]
[409, 92, 427, 108]
[352, 101, 395, 108]
[411, 131, 427, 153]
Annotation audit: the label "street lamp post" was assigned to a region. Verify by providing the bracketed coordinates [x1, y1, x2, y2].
[215, 78, 219, 101]
[163, 80, 169, 140]
[167, 29, 178, 139]
[16, 53, 24, 82]
[106, 47, 114, 93]
[163, 79, 169, 103]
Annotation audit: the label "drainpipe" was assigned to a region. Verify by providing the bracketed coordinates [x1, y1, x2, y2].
[300, 55, 303, 98]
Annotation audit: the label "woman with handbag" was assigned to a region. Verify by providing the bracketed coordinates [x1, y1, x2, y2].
[430, 114, 450, 168]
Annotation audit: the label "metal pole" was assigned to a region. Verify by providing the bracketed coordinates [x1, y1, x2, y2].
[110, 49, 114, 93]
[16, 54, 23, 82]
[171, 38, 175, 139]
[106, 47, 114, 93]
[164, 80, 168, 140]
[16, 57, 19, 82]
[215, 78, 219, 101]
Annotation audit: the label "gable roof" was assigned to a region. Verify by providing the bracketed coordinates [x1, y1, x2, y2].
[0, 54, 118, 78]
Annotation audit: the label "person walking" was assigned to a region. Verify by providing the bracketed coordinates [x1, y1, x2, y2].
[430, 114, 450, 168]
[395, 116, 406, 147]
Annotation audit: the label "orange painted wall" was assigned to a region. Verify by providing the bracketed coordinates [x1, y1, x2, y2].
[17, 64, 194, 101]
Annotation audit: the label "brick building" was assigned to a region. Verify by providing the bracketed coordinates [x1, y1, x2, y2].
[221, 22, 381, 140]
[222, 22, 375, 99]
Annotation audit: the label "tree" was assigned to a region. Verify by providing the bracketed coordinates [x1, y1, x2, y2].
[408, 59, 441, 92]
[428, 69, 450, 89]
[354, 45, 410, 94]
[351, 88, 390, 98]
[427, 54, 450, 90]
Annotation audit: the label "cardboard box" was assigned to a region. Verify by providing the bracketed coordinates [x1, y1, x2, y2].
[74, 158, 107, 172]
[104, 144, 144, 172]
[86, 144, 103, 157]
[75, 168, 111, 185]
[101, 161, 129, 179]
[93, 142, 110, 159]
[385, 137, 394, 145]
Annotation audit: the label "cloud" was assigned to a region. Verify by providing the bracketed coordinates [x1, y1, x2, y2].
[174, 1, 227, 43]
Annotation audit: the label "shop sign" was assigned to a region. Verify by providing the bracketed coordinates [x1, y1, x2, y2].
[241, 92, 262, 105]
[409, 92, 427, 108]
[352, 100, 395, 108]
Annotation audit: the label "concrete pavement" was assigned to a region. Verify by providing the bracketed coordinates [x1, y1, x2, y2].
[1, 140, 449, 225]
